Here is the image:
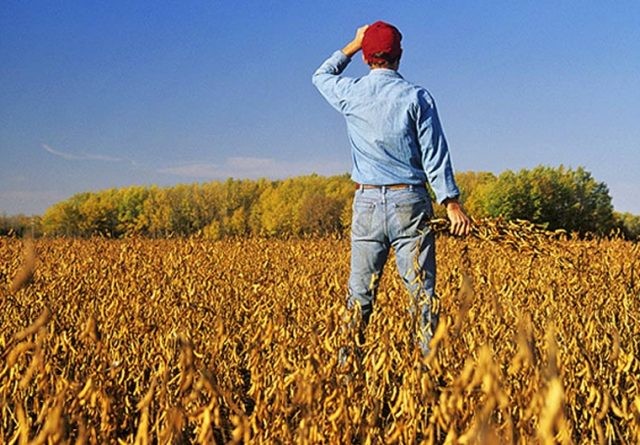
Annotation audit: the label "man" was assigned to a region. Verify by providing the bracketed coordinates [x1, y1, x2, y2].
[312, 21, 471, 355]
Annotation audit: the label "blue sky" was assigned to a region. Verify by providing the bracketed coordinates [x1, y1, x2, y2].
[1, 1, 639, 215]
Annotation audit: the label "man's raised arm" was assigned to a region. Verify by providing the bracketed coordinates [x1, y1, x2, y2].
[311, 25, 368, 112]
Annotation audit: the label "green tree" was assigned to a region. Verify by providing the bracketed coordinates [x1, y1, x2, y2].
[614, 212, 640, 240]
[478, 165, 615, 234]
[219, 178, 267, 236]
[115, 186, 151, 236]
[78, 190, 118, 236]
[141, 187, 173, 237]
[42, 192, 90, 236]
[454, 171, 497, 218]
[255, 179, 301, 236]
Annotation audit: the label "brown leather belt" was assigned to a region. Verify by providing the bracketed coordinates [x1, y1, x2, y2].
[357, 183, 422, 190]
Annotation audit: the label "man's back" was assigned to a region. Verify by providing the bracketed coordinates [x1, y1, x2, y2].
[313, 50, 458, 203]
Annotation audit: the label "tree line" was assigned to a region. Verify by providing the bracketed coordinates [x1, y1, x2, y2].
[2, 166, 639, 239]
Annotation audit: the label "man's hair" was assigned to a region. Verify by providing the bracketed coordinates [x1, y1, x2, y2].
[367, 52, 400, 69]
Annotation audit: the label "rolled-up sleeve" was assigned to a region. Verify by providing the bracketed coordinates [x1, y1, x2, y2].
[312, 51, 355, 112]
[416, 91, 460, 204]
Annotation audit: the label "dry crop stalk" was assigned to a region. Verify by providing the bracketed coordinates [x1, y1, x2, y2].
[0, 230, 637, 443]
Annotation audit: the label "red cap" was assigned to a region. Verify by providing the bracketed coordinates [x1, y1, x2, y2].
[362, 21, 402, 64]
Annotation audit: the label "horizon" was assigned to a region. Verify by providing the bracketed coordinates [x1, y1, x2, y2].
[2, 166, 637, 218]
[2, 1, 639, 215]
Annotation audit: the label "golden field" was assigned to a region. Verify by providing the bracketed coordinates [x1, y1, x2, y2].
[1, 227, 639, 444]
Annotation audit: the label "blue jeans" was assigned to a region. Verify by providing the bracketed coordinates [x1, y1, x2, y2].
[348, 185, 438, 355]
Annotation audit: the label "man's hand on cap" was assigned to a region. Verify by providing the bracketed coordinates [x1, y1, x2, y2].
[342, 24, 369, 58]
[354, 24, 369, 45]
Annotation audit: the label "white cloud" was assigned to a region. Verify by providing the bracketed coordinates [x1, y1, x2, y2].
[42, 144, 136, 164]
[157, 156, 348, 179]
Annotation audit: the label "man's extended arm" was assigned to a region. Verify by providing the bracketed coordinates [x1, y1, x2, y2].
[416, 93, 471, 236]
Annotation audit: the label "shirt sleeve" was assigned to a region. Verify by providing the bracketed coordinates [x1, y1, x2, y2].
[311, 50, 355, 112]
[416, 90, 461, 204]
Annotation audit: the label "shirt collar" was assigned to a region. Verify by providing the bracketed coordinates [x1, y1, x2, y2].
[367, 68, 403, 79]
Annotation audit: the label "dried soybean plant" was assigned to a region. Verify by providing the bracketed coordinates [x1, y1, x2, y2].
[0, 225, 639, 444]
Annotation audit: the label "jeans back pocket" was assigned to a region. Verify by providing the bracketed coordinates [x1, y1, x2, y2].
[352, 200, 376, 238]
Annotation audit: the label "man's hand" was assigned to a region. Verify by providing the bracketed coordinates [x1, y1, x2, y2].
[342, 25, 369, 58]
[444, 198, 471, 236]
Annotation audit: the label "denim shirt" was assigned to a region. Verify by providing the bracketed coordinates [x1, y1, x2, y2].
[312, 50, 460, 204]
